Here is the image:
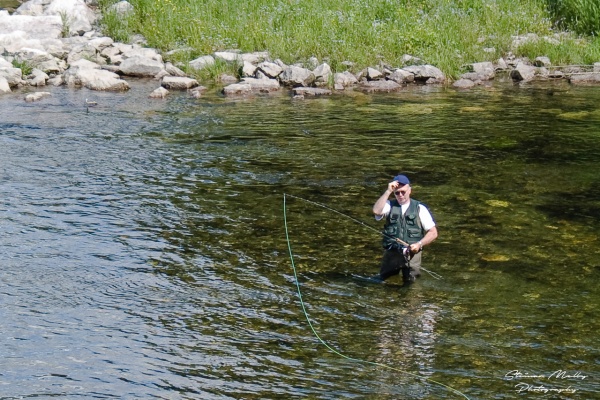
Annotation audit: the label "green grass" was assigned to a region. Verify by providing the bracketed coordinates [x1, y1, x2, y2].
[98, 0, 600, 80]
[547, 0, 600, 36]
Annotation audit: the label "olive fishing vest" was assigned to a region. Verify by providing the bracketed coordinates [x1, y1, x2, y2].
[382, 199, 424, 249]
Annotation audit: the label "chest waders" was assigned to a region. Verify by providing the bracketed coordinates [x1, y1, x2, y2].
[380, 199, 425, 281]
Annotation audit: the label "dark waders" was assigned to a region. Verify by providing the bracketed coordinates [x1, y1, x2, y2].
[379, 248, 422, 283]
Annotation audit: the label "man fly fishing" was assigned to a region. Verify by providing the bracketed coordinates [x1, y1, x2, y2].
[372, 174, 438, 284]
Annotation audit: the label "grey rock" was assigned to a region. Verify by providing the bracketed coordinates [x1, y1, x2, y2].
[292, 87, 332, 96]
[149, 86, 169, 98]
[161, 76, 199, 90]
[453, 78, 476, 89]
[257, 61, 283, 79]
[366, 67, 383, 80]
[358, 80, 402, 92]
[215, 51, 241, 63]
[0, 67, 24, 87]
[165, 62, 186, 77]
[222, 83, 253, 96]
[402, 64, 445, 83]
[279, 65, 315, 87]
[241, 60, 257, 78]
[334, 71, 358, 87]
[510, 62, 536, 81]
[189, 86, 207, 98]
[0, 76, 11, 93]
[119, 56, 165, 77]
[470, 61, 495, 80]
[313, 63, 332, 83]
[569, 72, 600, 84]
[189, 55, 215, 70]
[389, 69, 414, 84]
[25, 91, 51, 102]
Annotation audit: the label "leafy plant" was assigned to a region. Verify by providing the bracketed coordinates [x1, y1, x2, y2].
[12, 58, 33, 76]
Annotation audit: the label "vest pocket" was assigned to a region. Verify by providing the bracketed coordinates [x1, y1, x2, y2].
[407, 228, 421, 238]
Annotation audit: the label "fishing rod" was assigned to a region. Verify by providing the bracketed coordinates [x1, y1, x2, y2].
[284, 193, 410, 247]
[284, 193, 443, 280]
[282, 194, 469, 399]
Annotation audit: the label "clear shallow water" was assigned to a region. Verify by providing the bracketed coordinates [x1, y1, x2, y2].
[0, 80, 599, 399]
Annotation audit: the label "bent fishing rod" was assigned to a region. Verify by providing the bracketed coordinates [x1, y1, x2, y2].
[284, 193, 410, 247]
[284, 193, 442, 280]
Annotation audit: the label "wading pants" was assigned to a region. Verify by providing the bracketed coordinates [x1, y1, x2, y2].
[379, 249, 422, 282]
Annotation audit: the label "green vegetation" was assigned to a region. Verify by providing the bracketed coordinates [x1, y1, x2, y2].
[12, 58, 33, 76]
[547, 0, 600, 36]
[98, 0, 600, 80]
[59, 11, 72, 38]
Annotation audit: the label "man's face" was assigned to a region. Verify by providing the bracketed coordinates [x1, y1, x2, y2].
[393, 184, 411, 204]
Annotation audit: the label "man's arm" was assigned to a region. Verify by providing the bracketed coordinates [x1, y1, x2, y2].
[409, 226, 438, 253]
[373, 181, 397, 216]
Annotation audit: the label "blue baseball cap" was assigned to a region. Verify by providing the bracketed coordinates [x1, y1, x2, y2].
[393, 174, 410, 185]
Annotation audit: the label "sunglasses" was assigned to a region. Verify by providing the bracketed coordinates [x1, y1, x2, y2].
[394, 189, 408, 196]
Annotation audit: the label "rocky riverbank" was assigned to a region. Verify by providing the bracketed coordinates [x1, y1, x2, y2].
[2, 0, 600, 102]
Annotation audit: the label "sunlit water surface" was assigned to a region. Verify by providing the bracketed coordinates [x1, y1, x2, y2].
[1, 80, 599, 399]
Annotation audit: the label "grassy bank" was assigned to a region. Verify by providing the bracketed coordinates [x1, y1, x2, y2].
[98, 0, 600, 80]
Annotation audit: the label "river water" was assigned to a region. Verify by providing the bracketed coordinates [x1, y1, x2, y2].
[1, 79, 598, 399]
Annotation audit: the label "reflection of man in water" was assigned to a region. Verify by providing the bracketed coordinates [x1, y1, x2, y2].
[372, 174, 438, 284]
[373, 294, 441, 395]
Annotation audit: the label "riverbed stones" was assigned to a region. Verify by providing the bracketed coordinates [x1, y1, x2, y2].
[293, 87, 332, 96]
[149, 86, 169, 98]
[569, 72, 600, 84]
[108, 0, 134, 16]
[366, 67, 383, 80]
[244, 77, 280, 92]
[165, 62, 186, 77]
[63, 59, 129, 90]
[358, 80, 402, 93]
[313, 63, 332, 85]
[470, 61, 495, 80]
[215, 51, 242, 63]
[222, 82, 252, 96]
[241, 52, 269, 64]
[241, 61, 257, 78]
[257, 61, 283, 79]
[453, 78, 476, 89]
[510, 62, 536, 81]
[0, 10, 62, 40]
[534, 56, 552, 67]
[388, 68, 414, 84]
[279, 65, 315, 87]
[334, 71, 359, 87]
[28, 68, 49, 86]
[189, 55, 215, 70]
[161, 76, 199, 90]
[24, 91, 51, 102]
[119, 56, 165, 77]
[43, 0, 98, 35]
[402, 64, 445, 83]
[189, 85, 207, 98]
[0, 76, 10, 93]
[0, 67, 24, 87]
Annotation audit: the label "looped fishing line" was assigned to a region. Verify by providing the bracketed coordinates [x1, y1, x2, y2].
[284, 193, 442, 280]
[283, 193, 470, 400]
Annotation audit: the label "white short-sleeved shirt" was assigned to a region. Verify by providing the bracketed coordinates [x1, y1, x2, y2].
[375, 201, 436, 231]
